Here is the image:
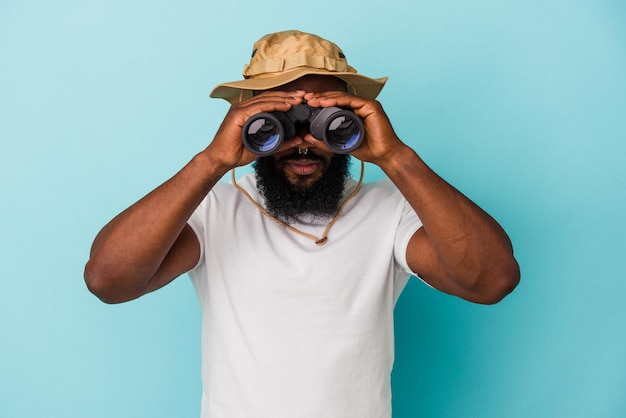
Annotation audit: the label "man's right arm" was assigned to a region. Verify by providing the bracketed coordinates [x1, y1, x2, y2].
[84, 90, 307, 303]
[84, 152, 226, 303]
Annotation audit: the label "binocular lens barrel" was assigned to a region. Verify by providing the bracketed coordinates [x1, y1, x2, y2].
[243, 114, 284, 155]
[242, 106, 364, 156]
[325, 114, 362, 152]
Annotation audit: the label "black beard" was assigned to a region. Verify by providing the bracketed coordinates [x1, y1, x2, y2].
[253, 151, 351, 224]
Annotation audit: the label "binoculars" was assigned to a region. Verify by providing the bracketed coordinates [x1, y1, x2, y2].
[242, 103, 364, 156]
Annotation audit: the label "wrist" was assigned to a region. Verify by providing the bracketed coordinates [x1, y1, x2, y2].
[190, 150, 231, 185]
[375, 144, 422, 177]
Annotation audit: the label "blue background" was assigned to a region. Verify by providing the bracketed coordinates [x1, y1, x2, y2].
[1, 0, 625, 417]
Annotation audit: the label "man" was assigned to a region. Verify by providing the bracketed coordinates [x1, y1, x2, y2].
[85, 30, 519, 418]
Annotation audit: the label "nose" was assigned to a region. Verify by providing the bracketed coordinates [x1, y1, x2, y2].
[295, 122, 311, 138]
[283, 123, 315, 148]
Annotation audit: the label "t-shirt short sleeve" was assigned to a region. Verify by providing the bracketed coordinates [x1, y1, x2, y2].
[393, 197, 422, 276]
[187, 198, 207, 271]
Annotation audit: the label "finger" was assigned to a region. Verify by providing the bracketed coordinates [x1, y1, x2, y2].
[304, 91, 370, 113]
[232, 92, 305, 121]
[243, 90, 306, 107]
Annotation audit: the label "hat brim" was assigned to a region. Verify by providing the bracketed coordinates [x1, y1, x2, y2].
[210, 67, 388, 104]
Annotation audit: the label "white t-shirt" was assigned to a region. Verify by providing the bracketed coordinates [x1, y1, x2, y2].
[187, 173, 423, 418]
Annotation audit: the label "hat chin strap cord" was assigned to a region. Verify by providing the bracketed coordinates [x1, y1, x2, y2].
[231, 160, 364, 245]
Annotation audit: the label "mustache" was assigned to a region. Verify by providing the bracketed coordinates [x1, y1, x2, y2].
[277, 149, 324, 163]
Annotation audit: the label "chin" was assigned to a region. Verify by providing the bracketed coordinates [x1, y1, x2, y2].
[290, 176, 319, 190]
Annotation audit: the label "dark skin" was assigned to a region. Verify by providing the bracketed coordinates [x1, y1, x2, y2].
[85, 75, 520, 304]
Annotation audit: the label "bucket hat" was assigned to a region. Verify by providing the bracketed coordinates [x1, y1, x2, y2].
[210, 30, 388, 104]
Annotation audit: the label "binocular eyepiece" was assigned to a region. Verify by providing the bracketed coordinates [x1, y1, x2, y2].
[242, 104, 364, 156]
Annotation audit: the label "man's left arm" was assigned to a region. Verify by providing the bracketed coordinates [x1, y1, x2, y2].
[306, 92, 520, 304]
[380, 144, 520, 304]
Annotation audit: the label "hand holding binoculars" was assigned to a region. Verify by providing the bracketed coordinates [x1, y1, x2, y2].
[242, 103, 364, 156]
